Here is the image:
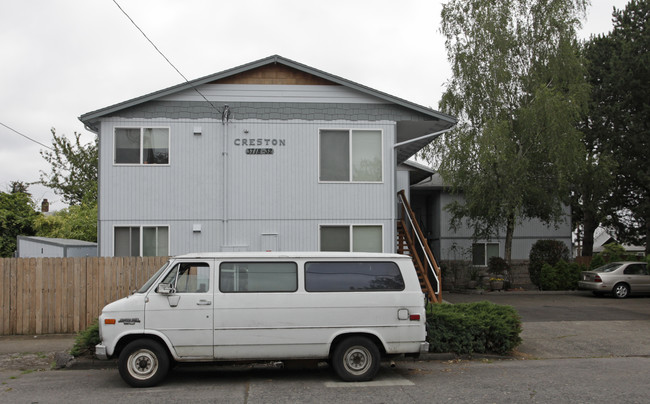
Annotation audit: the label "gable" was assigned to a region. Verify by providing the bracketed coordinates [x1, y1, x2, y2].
[214, 64, 336, 86]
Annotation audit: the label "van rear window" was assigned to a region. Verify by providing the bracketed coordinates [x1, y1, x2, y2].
[220, 262, 297, 292]
[305, 262, 405, 292]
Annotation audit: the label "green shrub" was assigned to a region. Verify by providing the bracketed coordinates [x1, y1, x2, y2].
[70, 318, 100, 357]
[427, 301, 522, 355]
[590, 243, 643, 269]
[539, 260, 582, 290]
[528, 240, 570, 289]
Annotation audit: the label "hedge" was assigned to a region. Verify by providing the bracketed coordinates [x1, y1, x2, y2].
[427, 301, 522, 355]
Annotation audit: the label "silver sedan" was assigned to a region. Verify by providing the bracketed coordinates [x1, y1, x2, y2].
[578, 261, 650, 298]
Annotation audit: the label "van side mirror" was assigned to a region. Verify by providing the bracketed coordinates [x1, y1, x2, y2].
[156, 283, 175, 294]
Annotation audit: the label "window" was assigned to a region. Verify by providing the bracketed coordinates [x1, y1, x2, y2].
[161, 262, 210, 293]
[305, 262, 405, 292]
[219, 262, 297, 293]
[115, 127, 169, 164]
[320, 225, 382, 252]
[114, 226, 169, 257]
[472, 242, 499, 266]
[319, 129, 382, 182]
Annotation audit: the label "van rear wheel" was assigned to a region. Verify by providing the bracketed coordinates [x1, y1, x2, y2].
[118, 339, 169, 387]
[332, 336, 381, 382]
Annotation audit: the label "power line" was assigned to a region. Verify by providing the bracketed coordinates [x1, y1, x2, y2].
[0, 122, 54, 151]
[111, 0, 222, 114]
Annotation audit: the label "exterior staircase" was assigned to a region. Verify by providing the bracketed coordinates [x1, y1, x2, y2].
[397, 190, 442, 303]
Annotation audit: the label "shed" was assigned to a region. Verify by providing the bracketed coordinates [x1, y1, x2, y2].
[16, 236, 98, 258]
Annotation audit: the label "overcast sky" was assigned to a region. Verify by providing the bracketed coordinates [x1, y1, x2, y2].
[0, 0, 628, 211]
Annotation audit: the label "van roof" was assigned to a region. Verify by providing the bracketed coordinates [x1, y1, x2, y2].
[173, 251, 409, 260]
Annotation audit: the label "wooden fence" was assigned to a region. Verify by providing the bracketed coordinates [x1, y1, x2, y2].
[0, 256, 169, 336]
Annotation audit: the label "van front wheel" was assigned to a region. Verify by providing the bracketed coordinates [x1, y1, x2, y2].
[332, 336, 381, 382]
[118, 339, 170, 387]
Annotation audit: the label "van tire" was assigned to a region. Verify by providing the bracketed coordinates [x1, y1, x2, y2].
[331, 336, 381, 382]
[118, 339, 170, 387]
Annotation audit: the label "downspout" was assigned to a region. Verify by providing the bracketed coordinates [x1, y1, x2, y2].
[222, 120, 228, 248]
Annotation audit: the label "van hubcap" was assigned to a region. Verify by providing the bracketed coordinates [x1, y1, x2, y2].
[344, 347, 371, 375]
[128, 349, 158, 380]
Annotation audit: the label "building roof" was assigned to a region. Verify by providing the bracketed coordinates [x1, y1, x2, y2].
[79, 55, 456, 163]
[17, 236, 98, 248]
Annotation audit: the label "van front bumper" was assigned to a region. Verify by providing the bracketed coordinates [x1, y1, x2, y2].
[95, 344, 108, 360]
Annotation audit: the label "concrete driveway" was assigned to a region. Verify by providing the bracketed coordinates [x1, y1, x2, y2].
[444, 291, 650, 359]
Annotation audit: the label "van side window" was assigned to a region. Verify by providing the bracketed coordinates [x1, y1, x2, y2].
[305, 261, 405, 292]
[161, 262, 210, 293]
[220, 262, 297, 293]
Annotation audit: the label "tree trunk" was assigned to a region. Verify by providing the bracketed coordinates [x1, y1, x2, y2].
[646, 216, 650, 257]
[504, 211, 516, 265]
[581, 209, 597, 257]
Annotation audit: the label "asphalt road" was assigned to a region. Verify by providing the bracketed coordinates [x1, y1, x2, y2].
[1, 357, 649, 403]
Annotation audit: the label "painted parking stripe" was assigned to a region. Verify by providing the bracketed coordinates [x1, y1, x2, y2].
[324, 374, 414, 388]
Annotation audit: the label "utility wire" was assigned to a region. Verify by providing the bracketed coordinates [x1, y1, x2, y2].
[0, 122, 54, 151]
[111, 0, 222, 114]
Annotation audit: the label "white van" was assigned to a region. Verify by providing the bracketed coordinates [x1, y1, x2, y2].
[95, 252, 429, 387]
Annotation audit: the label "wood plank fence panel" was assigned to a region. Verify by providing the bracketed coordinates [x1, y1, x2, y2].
[0, 257, 168, 335]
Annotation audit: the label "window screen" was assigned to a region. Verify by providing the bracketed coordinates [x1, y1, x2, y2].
[220, 262, 297, 292]
[305, 261, 405, 292]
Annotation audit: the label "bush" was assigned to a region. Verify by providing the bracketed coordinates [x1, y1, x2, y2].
[539, 260, 582, 290]
[70, 319, 100, 357]
[427, 301, 522, 355]
[590, 243, 643, 269]
[528, 240, 570, 289]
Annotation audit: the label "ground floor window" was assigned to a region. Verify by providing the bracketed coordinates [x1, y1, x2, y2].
[472, 242, 499, 266]
[114, 226, 169, 257]
[320, 225, 382, 253]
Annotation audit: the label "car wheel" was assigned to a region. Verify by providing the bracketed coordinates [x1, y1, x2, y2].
[118, 339, 170, 387]
[613, 283, 630, 299]
[331, 336, 381, 382]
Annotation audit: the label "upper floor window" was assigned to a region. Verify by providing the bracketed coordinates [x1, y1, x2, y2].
[319, 129, 382, 182]
[115, 127, 169, 165]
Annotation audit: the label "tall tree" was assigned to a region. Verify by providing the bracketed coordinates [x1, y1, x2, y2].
[572, 35, 618, 257]
[603, 0, 649, 254]
[34, 202, 97, 242]
[39, 128, 98, 205]
[422, 0, 590, 263]
[0, 183, 39, 257]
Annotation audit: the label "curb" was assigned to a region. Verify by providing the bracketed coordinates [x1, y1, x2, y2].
[62, 353, 512, 371]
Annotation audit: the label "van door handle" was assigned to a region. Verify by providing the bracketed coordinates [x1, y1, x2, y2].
[197, 300, 212, 306]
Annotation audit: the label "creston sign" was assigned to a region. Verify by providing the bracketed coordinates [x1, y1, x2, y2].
[234, 138, 286, 156]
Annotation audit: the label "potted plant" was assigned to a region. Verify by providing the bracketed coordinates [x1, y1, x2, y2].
[489, 277, 505, 291]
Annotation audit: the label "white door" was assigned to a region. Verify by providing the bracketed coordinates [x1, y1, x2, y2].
[145, 261, 213, 358]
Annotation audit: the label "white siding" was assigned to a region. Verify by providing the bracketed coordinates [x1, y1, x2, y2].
[98, 118, 397, 256]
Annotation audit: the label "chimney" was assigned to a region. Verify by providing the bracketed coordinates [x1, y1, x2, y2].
[41, 199, 49, 213]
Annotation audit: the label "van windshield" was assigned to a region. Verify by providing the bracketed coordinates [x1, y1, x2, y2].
[137, 262, 170, 293]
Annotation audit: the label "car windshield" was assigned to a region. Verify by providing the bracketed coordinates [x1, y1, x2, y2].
[137, 261, 170, 293]
[593, 262, 623, 273]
